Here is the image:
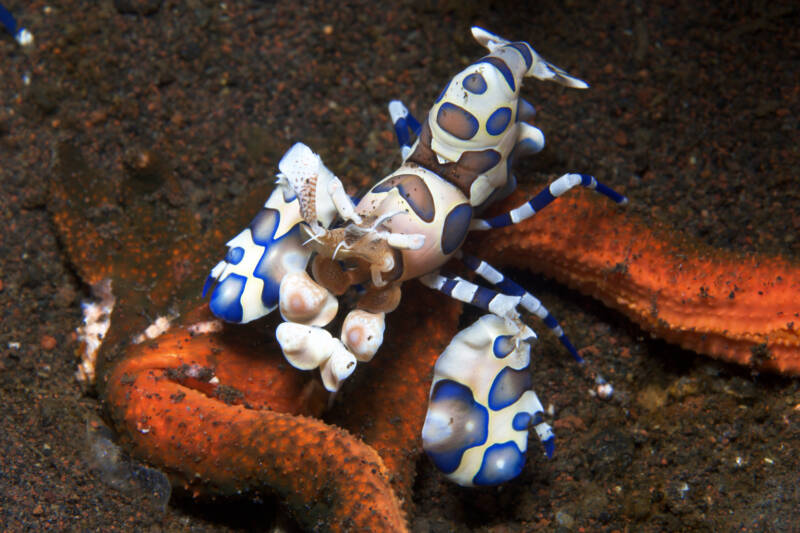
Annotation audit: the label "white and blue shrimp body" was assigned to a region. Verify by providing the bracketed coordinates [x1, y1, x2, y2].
[204, 27, 627, 487]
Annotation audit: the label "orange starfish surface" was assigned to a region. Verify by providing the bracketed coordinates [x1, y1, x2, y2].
[50, 142, 799, 531]
[475, 191, 800, 375]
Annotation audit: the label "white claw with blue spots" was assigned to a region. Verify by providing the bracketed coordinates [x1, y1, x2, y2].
[422, 314, 554, 487]
[203, 186, 309, 323]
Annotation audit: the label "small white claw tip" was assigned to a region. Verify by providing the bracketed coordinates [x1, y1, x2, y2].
[320, 341, 357, 391]
[276, 323, 334, 370]
[470, 26, 508, 50]
[341, 310, 385, 362]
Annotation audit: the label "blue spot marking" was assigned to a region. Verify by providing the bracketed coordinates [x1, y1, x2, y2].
[478, 56, 516, 92]
[473, 441, 525, 486]
[486, 107, 512, 135]
[508, 42, 533, 68]
[440, 203, 472, 255]
[282, 187, 297, 203]
[460, 149, 501, 174]
[225, 246, 245, 265]
[252, 224, 303, 309]
[425, 380, 489, 474]
[463, 72, 487, 94]
[512, 412, 532, 431]
[492, 335, 515, 358]
[209, 273, 246, 323]
[488, 366, 531, 410]
[436, 102, 479, 140]
[372, 175, 435, 222]
[249, 208, 280, 245]
[257, 270, 281, 310]
[517, 137, 543, 155]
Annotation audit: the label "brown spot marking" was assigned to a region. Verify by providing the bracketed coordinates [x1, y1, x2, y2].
[372, 174, 435, 222]
[436, 102, 479, 140]
[407, 123, 501, 198]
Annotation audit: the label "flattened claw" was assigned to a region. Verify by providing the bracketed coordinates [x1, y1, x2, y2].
[422, 314, 550, 486]
[205, 187, 310, 324]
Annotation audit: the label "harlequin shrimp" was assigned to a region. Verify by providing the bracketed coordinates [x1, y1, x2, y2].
[203, 27, 627, 487]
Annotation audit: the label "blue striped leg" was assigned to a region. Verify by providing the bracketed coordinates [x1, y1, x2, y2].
[419, 272, 521, 320]
[457, 251, 584, 363]
[421, 263, 614, 397]
[470, 173, 628, 231]
[388, 100, 422, 159]
[418, 271, 540, 343]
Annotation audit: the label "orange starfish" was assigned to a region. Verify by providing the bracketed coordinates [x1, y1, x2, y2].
[475, 190, 800, 375]
[50, 143, 799, 531]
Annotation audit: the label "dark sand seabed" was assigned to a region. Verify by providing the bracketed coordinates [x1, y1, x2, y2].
[1, 1, 798, 531]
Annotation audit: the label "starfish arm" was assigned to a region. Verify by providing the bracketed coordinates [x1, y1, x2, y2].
[476, 190, 800, 375]
[104, 311, 408, 532]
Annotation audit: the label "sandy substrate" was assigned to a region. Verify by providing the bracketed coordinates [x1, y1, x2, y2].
[1, 1, 798, 531]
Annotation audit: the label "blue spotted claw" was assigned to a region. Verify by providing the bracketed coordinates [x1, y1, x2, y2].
[203, 185, 310, 323]
[204, 142, 369, 324]
[422, 314, 554, 486]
